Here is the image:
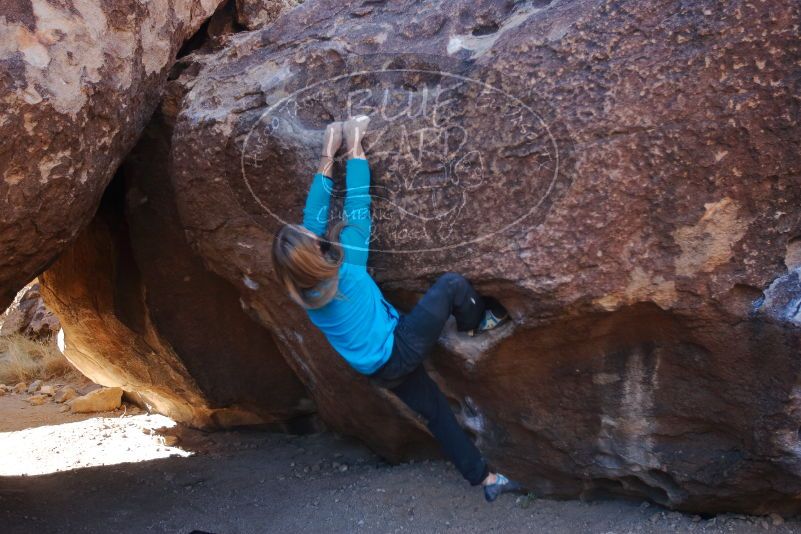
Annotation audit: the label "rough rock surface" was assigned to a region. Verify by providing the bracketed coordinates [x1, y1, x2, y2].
[166, 0, 801, 513]
[234, 0, 301, 30]
[40, 109, 315, 429]
[0, 0, 225, 312]
[0, 282, 60, 339]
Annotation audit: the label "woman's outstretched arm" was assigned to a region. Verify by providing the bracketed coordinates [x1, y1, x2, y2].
[302, 123, 342, 236]
[302, 172, 333, 237]
[341, 158, 371, 266]
[340, 116, 371, 267]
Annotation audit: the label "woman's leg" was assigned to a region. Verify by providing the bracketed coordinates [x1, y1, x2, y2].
[399, 272, 486, 363]
[375, 273, 485, 381]
[415, 272, 486, 333]
[376, 274, 523, 497]
[375, 274, 489, 484]
[391, 365, 489, 486]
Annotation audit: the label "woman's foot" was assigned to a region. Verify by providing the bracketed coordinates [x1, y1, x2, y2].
[468, 298, 509, 336]
[318, 121, 343, 176]
[343, 115, 370, 159]
[483, 472, 524, 502]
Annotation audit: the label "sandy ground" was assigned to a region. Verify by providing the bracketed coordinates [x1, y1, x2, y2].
[1, 389, 800, 534]
[0, 376, 100, 432]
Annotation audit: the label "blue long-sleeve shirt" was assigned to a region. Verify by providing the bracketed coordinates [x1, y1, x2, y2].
[302, 158, 399, 375]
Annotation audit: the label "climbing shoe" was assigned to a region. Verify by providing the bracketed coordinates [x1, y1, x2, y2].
[483, 473, 525, 502]
[468, 300, 509, 336]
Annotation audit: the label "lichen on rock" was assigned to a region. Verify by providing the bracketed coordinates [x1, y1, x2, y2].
[0, 0, 225, 311]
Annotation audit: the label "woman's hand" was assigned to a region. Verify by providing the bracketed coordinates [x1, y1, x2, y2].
[318, 121, 343, 177]
[322, 122, 343, 159]
[343, 115, 369, 159]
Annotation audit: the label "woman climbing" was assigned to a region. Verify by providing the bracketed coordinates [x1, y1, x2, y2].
[271, 116, 522, 502]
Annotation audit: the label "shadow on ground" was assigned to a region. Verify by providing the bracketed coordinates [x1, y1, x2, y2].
[2, 426, 799, 534]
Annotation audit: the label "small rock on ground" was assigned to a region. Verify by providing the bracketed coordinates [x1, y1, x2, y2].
[27, 380, 42, 394]
[54, 386, 78, 403]
[69, 387, 123, 413]
[28, 395, 48, 406]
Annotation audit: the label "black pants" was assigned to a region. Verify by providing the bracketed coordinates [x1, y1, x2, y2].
[371, 273, 489, 485]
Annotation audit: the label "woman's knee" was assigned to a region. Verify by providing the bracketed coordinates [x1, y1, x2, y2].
[436, 272, 467, 290]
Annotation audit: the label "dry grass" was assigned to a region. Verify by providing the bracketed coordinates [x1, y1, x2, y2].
[0, 334, 76, 385]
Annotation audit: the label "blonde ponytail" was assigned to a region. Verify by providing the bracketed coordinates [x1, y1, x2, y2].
[272, 223, 346, 309]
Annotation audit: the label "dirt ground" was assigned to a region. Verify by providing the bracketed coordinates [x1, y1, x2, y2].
[0, 379, 119, 433]
[1, 387, 800, 534]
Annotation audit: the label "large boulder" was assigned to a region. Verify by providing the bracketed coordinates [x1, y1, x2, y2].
[0, 281, 60, 339]
[166, 0, 801, 512]
[39, 110, 314, 429]
[0, 0, 225, 311]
